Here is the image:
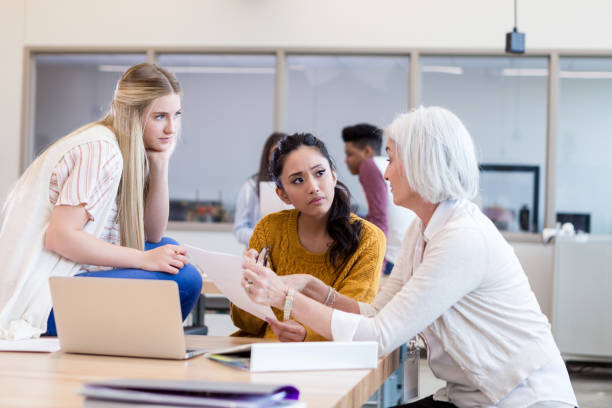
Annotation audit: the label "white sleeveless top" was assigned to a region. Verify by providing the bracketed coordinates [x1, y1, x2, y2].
[0, 125, 122, 339]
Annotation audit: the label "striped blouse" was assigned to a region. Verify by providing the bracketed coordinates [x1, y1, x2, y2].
[48, 140, 123, 272]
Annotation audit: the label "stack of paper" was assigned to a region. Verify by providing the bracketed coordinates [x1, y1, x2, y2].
[184, 245, 276, 322]
[0, 338, 60, 352]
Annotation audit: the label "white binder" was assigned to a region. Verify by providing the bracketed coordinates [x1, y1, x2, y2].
[207, 341, 379, 372]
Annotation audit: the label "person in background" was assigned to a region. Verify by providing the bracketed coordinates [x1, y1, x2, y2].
[0, 63, 202, 339]
[342, 123, 414, 274]
[242, 107, 577, 408]
[233, 132, 286, 246]
[231, 133, 385, 342]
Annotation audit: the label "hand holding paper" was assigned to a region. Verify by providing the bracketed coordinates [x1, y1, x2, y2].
[184, 245, 277, 322]
[241, 260, 288, 311]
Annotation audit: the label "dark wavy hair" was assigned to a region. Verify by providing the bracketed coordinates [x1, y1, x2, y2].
[254, 132, 286, 196]
[270, 133, 363, 269]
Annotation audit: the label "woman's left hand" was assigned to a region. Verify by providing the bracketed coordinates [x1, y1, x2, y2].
[241, 261, 287, 309]
[265, 318, 306, 342]
[279, 274, 312, 293]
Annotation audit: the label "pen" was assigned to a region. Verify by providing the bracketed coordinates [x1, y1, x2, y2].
[257, 246, 270, 267]
[246, 246, 269, 288]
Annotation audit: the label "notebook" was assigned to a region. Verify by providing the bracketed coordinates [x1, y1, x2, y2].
[80, 379, 303, 408]
[49, 276, 206, 360]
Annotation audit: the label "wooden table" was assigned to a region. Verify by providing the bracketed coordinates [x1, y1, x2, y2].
[0, 336, 402, 407]
[202, 278, 221, 295]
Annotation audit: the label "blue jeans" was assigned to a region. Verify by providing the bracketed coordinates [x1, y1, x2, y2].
[44, 237, 202, 336]
[384, 260, 394, 275]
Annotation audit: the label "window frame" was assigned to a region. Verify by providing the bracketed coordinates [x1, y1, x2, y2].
[22, 46, 612, 234]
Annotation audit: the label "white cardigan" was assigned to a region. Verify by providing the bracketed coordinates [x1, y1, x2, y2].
[0, 125, 121, 340]
[332, 199, 573, 404]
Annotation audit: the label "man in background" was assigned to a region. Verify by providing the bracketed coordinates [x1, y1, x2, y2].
[342, 123, 414, 274]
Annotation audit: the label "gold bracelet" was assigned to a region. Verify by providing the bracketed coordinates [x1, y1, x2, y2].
[283, 288, 295, 321]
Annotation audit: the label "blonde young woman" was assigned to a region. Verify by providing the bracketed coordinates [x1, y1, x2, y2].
[0, 63, 202, 339]
[242, 108, 577, 408]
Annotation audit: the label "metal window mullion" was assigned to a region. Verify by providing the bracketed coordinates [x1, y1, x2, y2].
[147, 49, 157, 64]
[21, 49, 36, 170]
[409, 51, 420, 110]
[545, 53, 560, 228]
[274, 50, 288, 132]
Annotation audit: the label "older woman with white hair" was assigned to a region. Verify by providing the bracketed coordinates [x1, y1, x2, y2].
[241, 106, 577, 408]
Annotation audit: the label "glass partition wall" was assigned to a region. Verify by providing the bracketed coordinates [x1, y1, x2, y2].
[421, 56, 548, 232]
[157, 54, 276, 222]
[557, 57, 612, 234]
[26, 49, 612, 234]
[33, 53, 148, 155]
[286, 55, 410, 212]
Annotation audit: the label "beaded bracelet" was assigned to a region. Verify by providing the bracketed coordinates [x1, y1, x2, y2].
[328, 288, 338, 308]
[283, 288, 295, 321]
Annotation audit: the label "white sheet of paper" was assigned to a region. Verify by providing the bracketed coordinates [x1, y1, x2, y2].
[184, 245, 277, 322]
[0, 338, 60, 352]
[259, 181, 293, 217]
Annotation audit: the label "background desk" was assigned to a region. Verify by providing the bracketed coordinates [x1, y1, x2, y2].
[0, 335, 405, 408]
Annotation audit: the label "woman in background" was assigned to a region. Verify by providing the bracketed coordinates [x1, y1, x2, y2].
[0, 63, 202, 339]
[233, 132, 286, 246]
[231, 133, 385, 342]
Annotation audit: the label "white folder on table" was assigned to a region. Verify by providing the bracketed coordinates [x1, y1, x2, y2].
[207, 341, 378, 372]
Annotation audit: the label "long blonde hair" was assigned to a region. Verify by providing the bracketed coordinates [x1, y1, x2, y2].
[97, 63, 181, 250]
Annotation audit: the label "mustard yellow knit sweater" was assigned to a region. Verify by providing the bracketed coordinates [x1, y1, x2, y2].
[230, 209, 385, 341]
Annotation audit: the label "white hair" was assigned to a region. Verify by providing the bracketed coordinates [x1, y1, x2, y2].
[385, 106, 479, 204]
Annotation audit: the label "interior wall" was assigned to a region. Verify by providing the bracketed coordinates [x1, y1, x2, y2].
[0, 0, 24, 201]
[20, 0, 612, 49]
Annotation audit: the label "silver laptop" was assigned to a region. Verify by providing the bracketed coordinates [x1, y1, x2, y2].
[49, 276, 206, 360]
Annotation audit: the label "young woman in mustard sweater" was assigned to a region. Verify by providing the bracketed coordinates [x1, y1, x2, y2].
[230, 133, 385, 342]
